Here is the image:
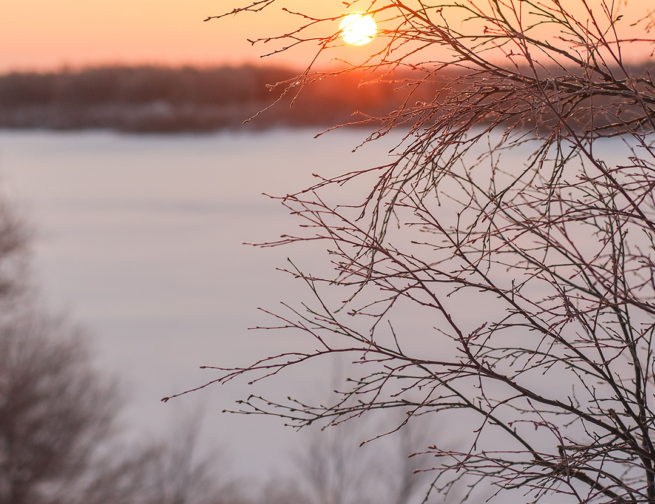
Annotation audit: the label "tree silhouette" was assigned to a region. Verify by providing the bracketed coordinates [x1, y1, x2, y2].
[171, 2, 655, 502]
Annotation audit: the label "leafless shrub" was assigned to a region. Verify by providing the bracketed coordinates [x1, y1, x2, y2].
[0, 312, 117, 504]
[0, 287, 243, 504]
[0, 193, 239, 504]
[80, 420, 245, 504]
[293, 410, 433, 504]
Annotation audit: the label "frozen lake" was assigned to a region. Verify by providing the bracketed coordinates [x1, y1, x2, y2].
[0, 127, 641, 497]
[0, 128, 412, 482]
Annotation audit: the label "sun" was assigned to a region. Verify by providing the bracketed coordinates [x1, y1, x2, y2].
[339, 14, 377, 46]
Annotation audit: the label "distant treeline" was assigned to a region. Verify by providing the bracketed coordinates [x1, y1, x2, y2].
[0, 65, 435, 133]
[3, 64, 652, 133]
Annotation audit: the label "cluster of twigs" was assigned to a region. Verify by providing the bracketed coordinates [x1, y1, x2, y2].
[169, 1, 655, 502]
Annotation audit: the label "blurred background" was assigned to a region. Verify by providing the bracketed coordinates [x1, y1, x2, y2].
[0, 2, 442, 504]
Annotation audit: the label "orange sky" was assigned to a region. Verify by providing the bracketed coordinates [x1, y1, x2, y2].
[0, 1, 652, 73]
[0, 0, 326, 72]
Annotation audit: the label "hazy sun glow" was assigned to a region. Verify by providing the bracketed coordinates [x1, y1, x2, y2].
[339, 14, 376, 46]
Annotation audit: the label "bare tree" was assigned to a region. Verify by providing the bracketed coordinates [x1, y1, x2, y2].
[292, 410, 432, 504]
[0, 311, 118, 504]
[255, 482, 302, 504]
[255, 379, 432, 504]
[297, 418, 375, 504]
[385, 414, 433, 504]
[0, 301, 242, 504]
[167, 1, 655, 503]
[0, 203, 107, 504]
[80, 420, 245, 504]
[0, 196, 240, 504]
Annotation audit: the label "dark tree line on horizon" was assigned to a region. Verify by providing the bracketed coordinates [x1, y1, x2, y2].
[0, 65, 422, 132]
[1, 63, 653, 133]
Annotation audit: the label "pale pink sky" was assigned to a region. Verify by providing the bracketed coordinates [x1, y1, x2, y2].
[0, 1, 651, 72]
[0, 0, 335, 72]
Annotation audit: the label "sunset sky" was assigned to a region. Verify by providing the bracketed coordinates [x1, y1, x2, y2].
[0, 0, 327, 72]
[1, 1, 652, 73]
